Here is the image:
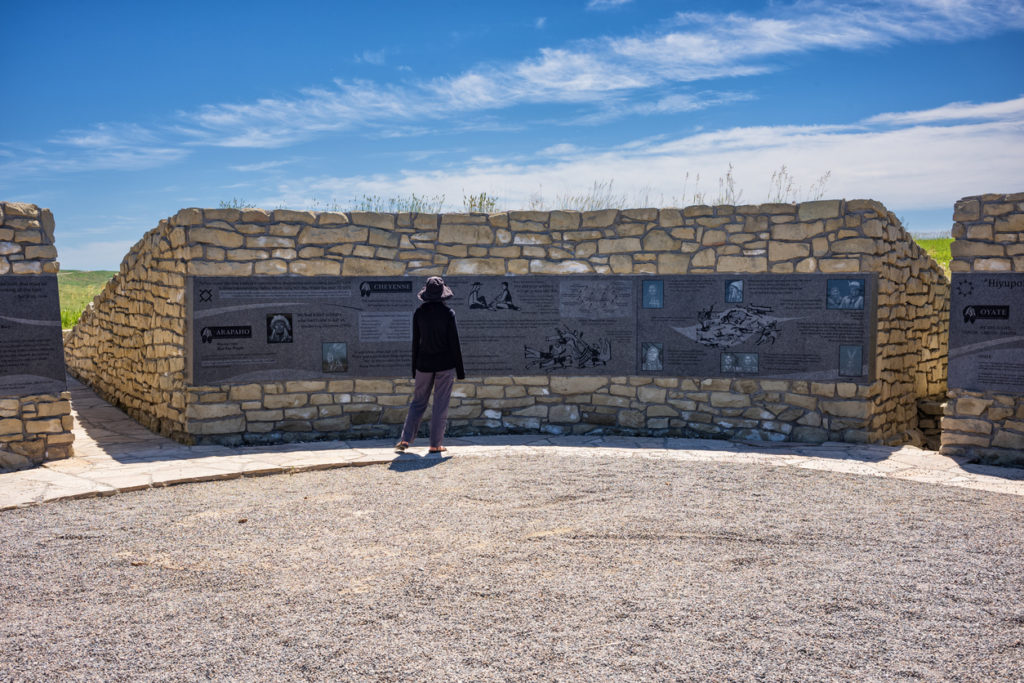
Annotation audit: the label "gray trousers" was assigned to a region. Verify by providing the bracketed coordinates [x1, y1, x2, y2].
[400, 368, 456, 448]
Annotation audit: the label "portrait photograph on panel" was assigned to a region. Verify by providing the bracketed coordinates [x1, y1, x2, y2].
[839, 344, 863, 377]
[266, 313, 294, 343]
[725, 279, 744, 303]
[322, 342, 348, 373]
[826, 279, 865, 310]
[641, 280, 664, 309]
[640, 342, 663, 371]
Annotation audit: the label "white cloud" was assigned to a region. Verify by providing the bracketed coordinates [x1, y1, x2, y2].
[229, 159, 296, 172]
[268, 96, 1024, 213]
[535, 17, 546, 29]
[864, 95, 1024, 125]
[587, 0, 633, 9]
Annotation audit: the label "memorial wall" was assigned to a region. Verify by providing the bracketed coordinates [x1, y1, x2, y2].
[942, 192, 1024, 465]
[64, 200, 947, 447]
[0, 202, 74, 467]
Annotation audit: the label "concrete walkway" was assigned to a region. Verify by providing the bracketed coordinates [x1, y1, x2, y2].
[2, 377, 1023, 510]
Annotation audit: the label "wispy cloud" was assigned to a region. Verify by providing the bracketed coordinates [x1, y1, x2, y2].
[9, 1, 1024, 169]
[173, 1, 1023, 148]
[864, 95, 1024, 125]
[229, 159, 297, 172]
[587, 0, 633, 10]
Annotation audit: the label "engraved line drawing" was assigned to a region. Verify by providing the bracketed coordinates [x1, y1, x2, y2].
[468, 281, 520, 311]
[524, 326, 611, 369]
[674, 304, 781, 349]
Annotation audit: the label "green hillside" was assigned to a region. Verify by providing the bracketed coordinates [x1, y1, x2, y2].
[916, 238, 952, 275]
[58, 270, 117, 328]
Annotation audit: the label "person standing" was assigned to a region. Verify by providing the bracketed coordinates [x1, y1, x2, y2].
[396, 276, 465, 453]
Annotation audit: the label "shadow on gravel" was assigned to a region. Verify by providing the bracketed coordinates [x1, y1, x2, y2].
[388, 455, 452, 472]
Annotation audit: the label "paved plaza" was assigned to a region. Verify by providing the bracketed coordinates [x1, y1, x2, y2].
[1, 377, 1022, 510]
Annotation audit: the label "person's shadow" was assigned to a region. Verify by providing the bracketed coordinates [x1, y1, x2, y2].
[388, 452, 451, 472]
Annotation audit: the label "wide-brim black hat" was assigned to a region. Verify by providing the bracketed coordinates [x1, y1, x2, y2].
[418, 276, 454, 301]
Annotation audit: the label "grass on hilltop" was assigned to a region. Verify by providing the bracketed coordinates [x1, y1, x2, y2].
[58, 270, 117, 328]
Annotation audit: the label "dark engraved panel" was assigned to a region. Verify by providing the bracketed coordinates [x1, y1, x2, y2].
[444, 276, 635, 376]
[188, 274, 876, 384]
[636, 274, 876, 383]
[188, 277, 415, 384]
[0, 275, 67, 395]
[949, 273, 1024, 393]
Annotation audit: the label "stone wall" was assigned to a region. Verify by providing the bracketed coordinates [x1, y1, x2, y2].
[64, 200, 947, 447]
[0, 202, 74, 467]
[942, 192, 1024, 465]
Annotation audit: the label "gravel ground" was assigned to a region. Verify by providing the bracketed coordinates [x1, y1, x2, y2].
[2, 452, 1024, 681]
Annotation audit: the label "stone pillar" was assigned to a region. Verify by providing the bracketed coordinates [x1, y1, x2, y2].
[0, 202, 74, 468]
[942, 193, 1024, 465]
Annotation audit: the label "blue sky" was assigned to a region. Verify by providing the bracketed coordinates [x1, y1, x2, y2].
[2, 0, 1023, 270]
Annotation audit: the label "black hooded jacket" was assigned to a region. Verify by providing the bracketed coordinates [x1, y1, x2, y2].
[411, 301, 465, 379]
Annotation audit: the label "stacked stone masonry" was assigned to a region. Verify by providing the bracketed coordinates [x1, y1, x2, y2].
[64, 200, 948, 447]
[0, 202, 74, 466]
[942, 192, 1024, 465]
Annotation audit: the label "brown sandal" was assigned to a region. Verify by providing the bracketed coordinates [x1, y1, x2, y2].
[395, 441, 410, 452]
[428, 446, 447, 454]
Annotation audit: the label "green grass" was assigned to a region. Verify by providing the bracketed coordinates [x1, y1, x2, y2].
[58, 270, 116, 328]
[915, 238, 952, 275]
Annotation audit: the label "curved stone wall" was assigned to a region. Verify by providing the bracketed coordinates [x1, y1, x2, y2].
[64, 201, 947, 447]
[942, 192, 1024, 465]
[0, 202, 74, 466]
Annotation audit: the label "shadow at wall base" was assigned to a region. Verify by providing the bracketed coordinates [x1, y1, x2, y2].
[187, 422, 874, 448]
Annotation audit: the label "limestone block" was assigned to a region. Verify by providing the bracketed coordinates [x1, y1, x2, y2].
[768, 241, 810, 261]
[953, 199, 980, 222]
[513, 233, 551, 246]
[582, 209, 618, 228]
[26, 418, 64, 434]
[974, 258, 1012, 271]
[659, 209, 683, 227]
[597, 238, 641, 254]
[446, 258, 507, 275]
[316, 212, 350, 226]
[189, 228, 244, 249]
[526, 259, 593, 275]
[550, 211, 580, 230]
[690, 249, 716, 268]
[622, 208, 658, 222]
[954, 397, 993, 416]
[609, 255, 632, 273]
[299, 226, 368, 244]
[289, 260, 341, 276]
[821, 400, 870, 419]
[549, 405, 580, 423]
[638, 386, 667, 404]
[185, 403, 242, 420]
[701, 230, 727, 246]
[941, 417, 992, 434]
[25, 245, 57, 260]
[717, 256, 767, 273]
[797, 201, 841, 221]
[831, 238, 878, 254]
[710, 392, 750, 408]
[271, 210, 316, 225]
[345, 212, 394, 230]
[439, 223, 495, 245]
[3, 202, 39, 218]
[995, 214, 1024, 232]
[657, 253, 690, 273]
[341, 258, 406, 276]
[818, 259, 860, 273]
